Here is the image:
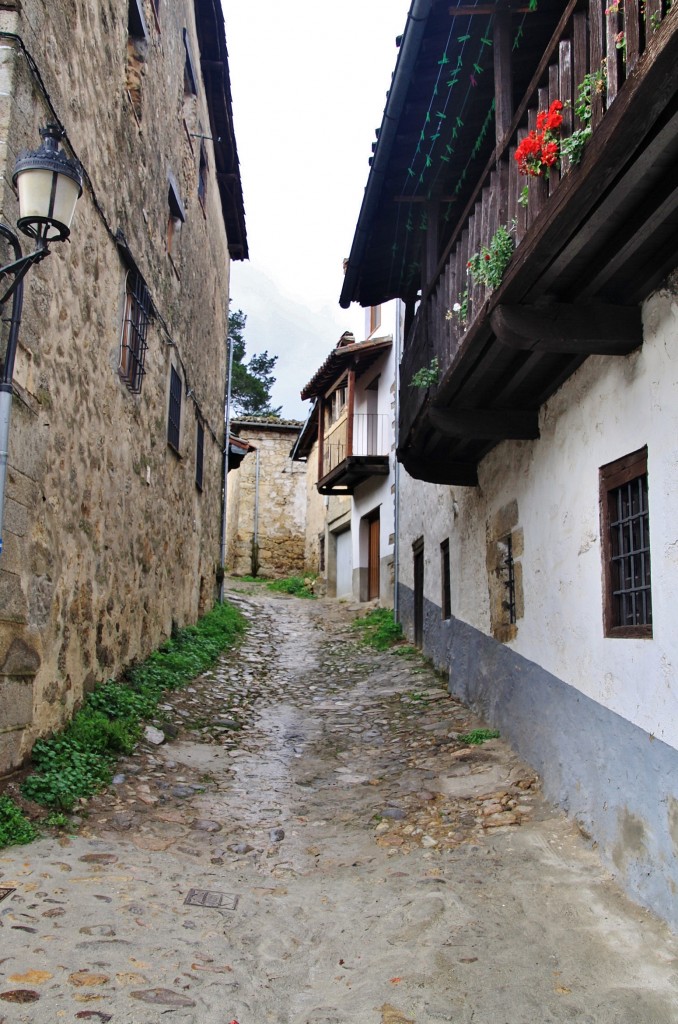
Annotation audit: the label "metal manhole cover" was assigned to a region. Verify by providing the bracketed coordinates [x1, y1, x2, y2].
[0, 887, 16, 903]
[183, 888, 238, 910]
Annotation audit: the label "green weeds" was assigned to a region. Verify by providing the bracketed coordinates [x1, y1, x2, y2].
[16, 600, 245, 817]
[0, 795, 38, 847]
[351, 608, 403, 650]
[266, 576, 317, 599]
[457, 728, 500, 746]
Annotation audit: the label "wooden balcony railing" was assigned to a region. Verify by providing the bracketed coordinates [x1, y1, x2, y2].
[400, 0, 675, 445]
[322, 413, 390, 478]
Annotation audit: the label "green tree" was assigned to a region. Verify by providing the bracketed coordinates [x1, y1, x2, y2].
[228, 309, 281, 417]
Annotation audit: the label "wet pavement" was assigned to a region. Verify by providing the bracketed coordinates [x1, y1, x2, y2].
[0, 581, 677, 1022]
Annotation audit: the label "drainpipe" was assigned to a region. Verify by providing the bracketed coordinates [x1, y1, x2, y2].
[393, 298, 403, 622]
[219, 332, 234, 603]
[252, 448, 261, 576]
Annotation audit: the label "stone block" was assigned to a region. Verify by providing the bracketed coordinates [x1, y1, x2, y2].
[0, 569, 28, 623]
[0, 675, 34, 728]
[1, 636, 40, 676]
[0, 725, 25, 775]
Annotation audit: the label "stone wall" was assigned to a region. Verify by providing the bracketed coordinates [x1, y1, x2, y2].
[0, 0, 243, 772]
[225, 420, 306, 579]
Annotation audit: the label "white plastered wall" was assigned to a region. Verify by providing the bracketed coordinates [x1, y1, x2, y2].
[399, 282, 678, 749]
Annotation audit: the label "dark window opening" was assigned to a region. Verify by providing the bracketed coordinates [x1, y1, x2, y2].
[195, 420, 204, 490]
[501, 534, 516, 625]
[126, 0, 148, 121]
[601, 447, 652, 638]
[319, 535, 326, 573]
[119, 268, 150, 394]
[167, 176, 186, 258]
[183, 28, 198, 95]
[441, 538, 451, 620]
[168, 366, 182, 452]
[198, 143, 208, 207]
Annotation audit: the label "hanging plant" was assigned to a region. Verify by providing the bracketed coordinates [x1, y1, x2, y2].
[560, 62, 607, 166]
[410, 358, 440, 389]
[514, 99, 564, 177]
[466, 224, 515, 290]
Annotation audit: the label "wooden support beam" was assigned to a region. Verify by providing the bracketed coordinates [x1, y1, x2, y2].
[494, 12, 513, 149]
[428, 406, 539, 440]
[491, 304, 643, 355]
[398, 450, 479, 487]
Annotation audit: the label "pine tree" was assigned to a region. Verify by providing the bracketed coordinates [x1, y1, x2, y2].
[228, 309, 282, 417]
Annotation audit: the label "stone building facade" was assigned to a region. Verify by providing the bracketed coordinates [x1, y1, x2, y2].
[225, 418, 306, 579]
[0, 0, 247, 772]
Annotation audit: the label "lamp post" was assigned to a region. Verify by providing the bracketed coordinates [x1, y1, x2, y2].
[0, 123, 82, 555]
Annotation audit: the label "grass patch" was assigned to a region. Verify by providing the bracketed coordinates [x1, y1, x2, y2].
[351, 608, 403, 650]
[238, 575, 268, 583]
[457, 728, 500, 746]
[266, 575, 317, 599]
[17, 600, 245, 817]
[0, 795, 38, 847]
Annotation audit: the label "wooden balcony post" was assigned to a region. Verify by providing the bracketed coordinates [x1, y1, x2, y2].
[317, 399, 325, 480]
[494, 11, 513, 149]
[346, 369, 356, 457]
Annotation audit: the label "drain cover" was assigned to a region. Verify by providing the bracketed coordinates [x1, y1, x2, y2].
[0, 887, 16, 903]
[184, 889, 238, 910]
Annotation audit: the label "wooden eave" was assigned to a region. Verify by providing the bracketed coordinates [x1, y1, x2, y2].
[300, 338, 392, 400]
[398, 13, 678, 486]
[194, 0, 248, 261]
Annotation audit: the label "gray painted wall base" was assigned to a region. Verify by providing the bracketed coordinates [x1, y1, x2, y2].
[398, 583, 678, 932]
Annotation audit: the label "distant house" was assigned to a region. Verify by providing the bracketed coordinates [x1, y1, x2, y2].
[225, 418, 306, 579]
[293, 307, 399, 605]
[0, 0, 246, 772]
[340, 1, 678, 929]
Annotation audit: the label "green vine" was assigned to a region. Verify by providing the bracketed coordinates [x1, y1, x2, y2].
[466, 223, 515, 290]
[410, 357, 440, 389]
[560, 62, 607, 166]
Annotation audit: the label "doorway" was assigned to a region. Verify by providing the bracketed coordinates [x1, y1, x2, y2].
[367, 510, 380, 601]
[413, 538, 424, 647]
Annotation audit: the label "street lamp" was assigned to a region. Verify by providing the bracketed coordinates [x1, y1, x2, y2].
[0, 124, 82, 555]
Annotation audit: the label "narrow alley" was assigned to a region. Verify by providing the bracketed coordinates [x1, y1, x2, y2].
[1, 584, 676, 1023]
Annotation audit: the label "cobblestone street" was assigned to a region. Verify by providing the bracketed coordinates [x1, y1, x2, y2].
[1, 583, 676, 1023]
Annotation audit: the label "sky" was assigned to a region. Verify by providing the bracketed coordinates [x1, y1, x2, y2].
[223, 0, 412, 420]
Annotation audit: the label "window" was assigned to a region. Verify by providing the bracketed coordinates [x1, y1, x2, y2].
[168, 366, 182, 452]
[319, 535, 326, 573]
[183, 29, 198, 96]
[366, 304, 381, 337]
[330, 383, 347, 423]
[119, 268, 151, 393]
[600, 447, 652, 638]
[501, 534, 516, 626]
[126, 0, 148, 122]
[198, 142, 208, 208]
[167, 174, 186, 260]
[195, 419, 204, 490]
[440, 539, 451, 619]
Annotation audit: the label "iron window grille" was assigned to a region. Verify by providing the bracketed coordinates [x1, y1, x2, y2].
[168, 365, 182, 452]
[502, 534, 516, 625]
[119, 269, 150, 393]
[441, 538, 451, 620]
[600, 447, 652, 637]
[195, 419, 204, 490]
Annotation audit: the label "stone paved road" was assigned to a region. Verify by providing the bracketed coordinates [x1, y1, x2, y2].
[1, 582, 677, 1023]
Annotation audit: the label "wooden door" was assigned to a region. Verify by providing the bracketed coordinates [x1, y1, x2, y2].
[413, 544, 424, 647]
[368, 513, 380, 600]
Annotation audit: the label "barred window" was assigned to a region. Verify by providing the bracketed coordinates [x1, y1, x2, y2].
[196, 419, 204, 490]
[600, 447, 652, 638]
[119, 269, 150, 393]
[168, 366, 182, 452]
[198, 142, 208, 208]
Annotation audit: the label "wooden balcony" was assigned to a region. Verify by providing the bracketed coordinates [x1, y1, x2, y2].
[390, 1, 678, 484]
[318, 413, 390, 495]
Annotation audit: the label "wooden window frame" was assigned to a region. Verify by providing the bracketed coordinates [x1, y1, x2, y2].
[366, 304, 381, 337]
[600, 446, 652, 639]
[183, 28, 198, 95]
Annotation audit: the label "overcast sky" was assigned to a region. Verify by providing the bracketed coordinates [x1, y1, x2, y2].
[223, 1, 412, 420]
